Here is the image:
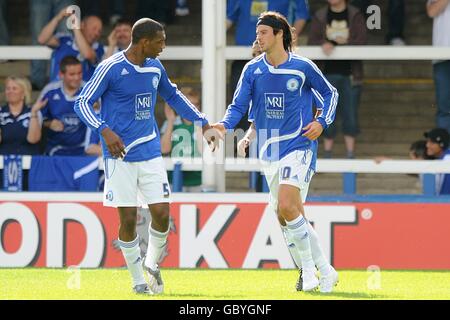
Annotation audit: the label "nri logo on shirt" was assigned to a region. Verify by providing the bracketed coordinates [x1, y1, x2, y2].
[135, 92, 152, 120]
[265, 93, 285, 119]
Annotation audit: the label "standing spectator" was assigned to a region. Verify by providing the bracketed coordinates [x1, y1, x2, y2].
[30, 0, 73, 90]
[386, 0, 405, 45]
[308, 0, 367, 159]
[39, 56, 87, 156]
[0, 77, 46, 155]
[0, 0, 8, 47]
[227, 0, 310, 131]
[427, 0, 450, 134]
[351, 0, 405, 45]
[103, 19, 132, 60]
[38, 7, 104, 82]
[160, 87, 203, 192]
[424, 128, 450, 195]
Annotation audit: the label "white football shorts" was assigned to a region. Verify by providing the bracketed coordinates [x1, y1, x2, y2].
[262, 149, 315, 212]
[103, 156, 171, 207]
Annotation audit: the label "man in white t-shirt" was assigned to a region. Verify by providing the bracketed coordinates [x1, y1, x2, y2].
[427, 0, 450, 134]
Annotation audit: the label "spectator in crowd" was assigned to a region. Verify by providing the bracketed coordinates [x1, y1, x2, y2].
[39, 56, 87, 156]
[351, 0, 406, 45]
[227, 0, 310, 132]
[424, 128, 450, 195]
[308, 0, 367, 159]
[30, 0, 73, 90]
[374, 140, 436, 192]
[103, 19, 132, 59]
[38, 7, 104, 82]
[427, 0, 450, 135]
[375, 140, 436, 163]
[0, 76, 46, 155]
[0, 0, 8, 47]
[160, 87, 203, 192]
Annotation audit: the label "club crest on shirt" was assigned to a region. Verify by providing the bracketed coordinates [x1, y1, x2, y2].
[286, 78, 299, 92]
[152, 76, 159, 89]
[106, 190, 113, 201]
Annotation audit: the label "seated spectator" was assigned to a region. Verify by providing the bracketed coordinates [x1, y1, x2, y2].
[308, 0, 367, 159]
[0, 76, 46, 155]
[39, 56, 88, 156]
[38, 7, 104, 82]
[424, 128, 450, 195]
[160, 87, 202, 192]
[103, 19, 132, 59]
[375, 140, 436, 163]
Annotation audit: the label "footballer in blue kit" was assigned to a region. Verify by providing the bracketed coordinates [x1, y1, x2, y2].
[74, 18, 219, 295]
[214, 11, 339, 293]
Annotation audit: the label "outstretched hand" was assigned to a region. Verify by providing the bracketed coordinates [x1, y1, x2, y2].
[202, 123, 225, 152]
[302, 120, 323, 141]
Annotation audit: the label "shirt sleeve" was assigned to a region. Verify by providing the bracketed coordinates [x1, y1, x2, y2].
[295, 0, 310, 20]
[74, 60, 112, 133]
[157, 62, 208, 127]
[220, 63, 253, 130]
[304, 59, 338, 129]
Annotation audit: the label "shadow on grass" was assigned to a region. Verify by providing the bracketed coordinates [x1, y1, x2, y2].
[304, 291, 389, 300]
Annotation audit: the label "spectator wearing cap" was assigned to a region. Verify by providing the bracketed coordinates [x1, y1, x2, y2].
[424, 128, 450, 195]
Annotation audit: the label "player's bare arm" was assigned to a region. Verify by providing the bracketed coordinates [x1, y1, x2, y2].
[37, 7, 71, 47]
[73, 20, 97, 63]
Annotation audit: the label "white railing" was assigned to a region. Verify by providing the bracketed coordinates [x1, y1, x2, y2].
[1, 155, 449, 174]
[1, 45, 450, 60]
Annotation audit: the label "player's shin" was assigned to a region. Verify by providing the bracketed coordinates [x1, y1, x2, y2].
[118, 236, 147, 287]
[281, 225, 302, 269]
[285, 215, 315, 271]
[144, 225, 169, 271]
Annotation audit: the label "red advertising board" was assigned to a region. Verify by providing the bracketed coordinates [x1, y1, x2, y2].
[1, 193, 450, 270]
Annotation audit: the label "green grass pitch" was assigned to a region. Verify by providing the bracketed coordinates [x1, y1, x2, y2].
[1, 269, 449, 300]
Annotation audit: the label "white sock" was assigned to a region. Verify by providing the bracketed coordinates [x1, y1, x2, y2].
[286, 215, 315, 270]
[144, 225, 169, 271]
[281, 225, 302, 269]
[118, 236, 146, 287]
[307, 221, 332, 276]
